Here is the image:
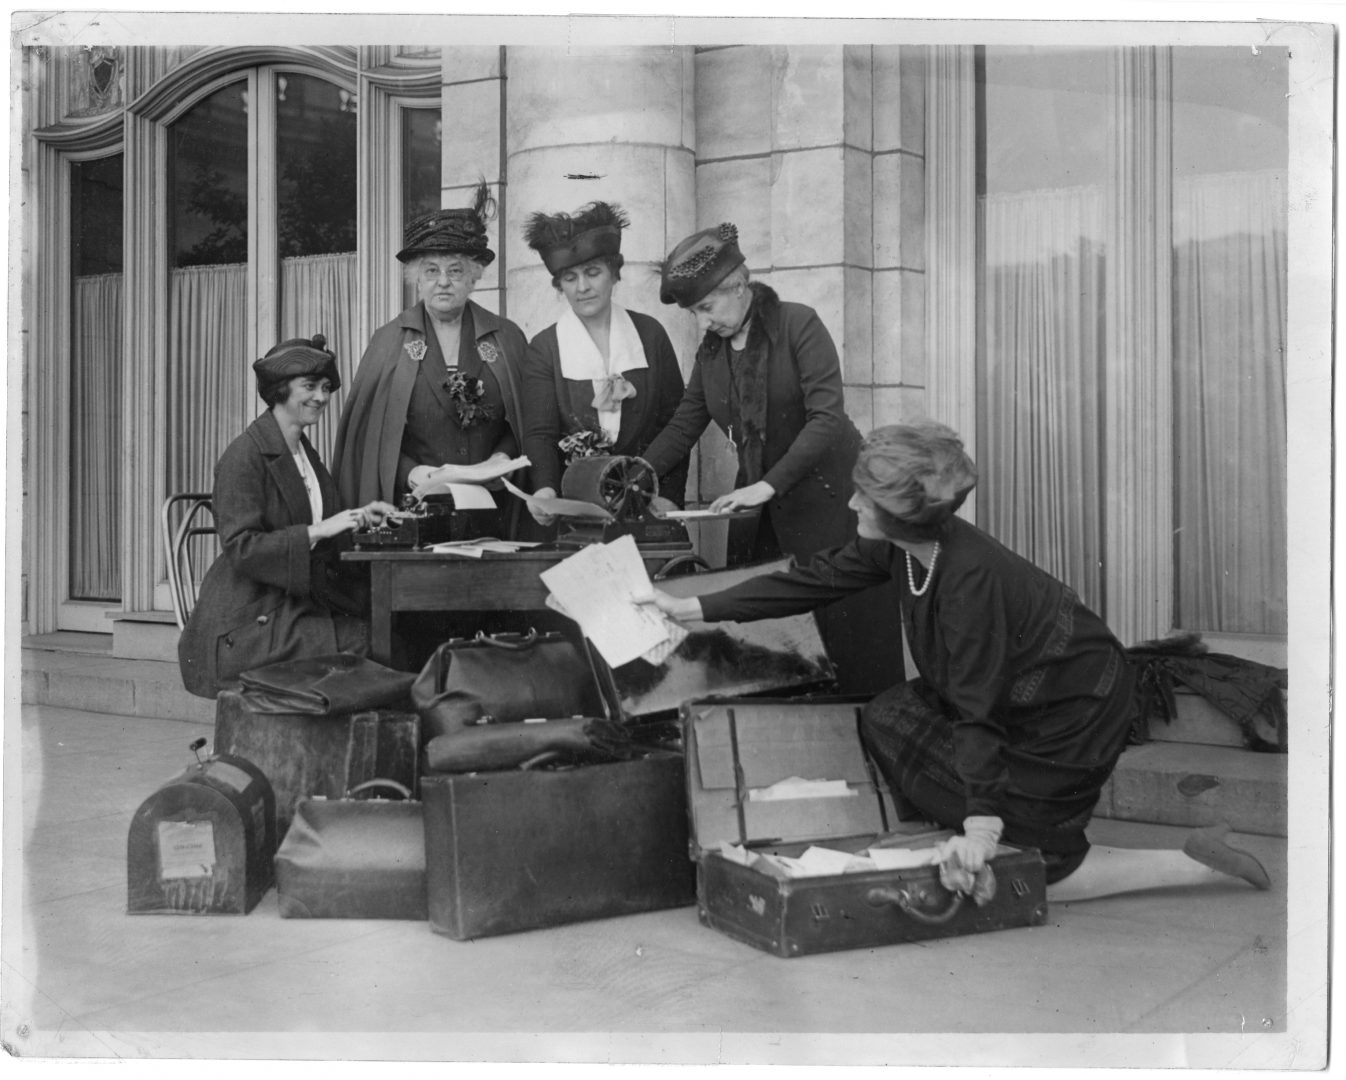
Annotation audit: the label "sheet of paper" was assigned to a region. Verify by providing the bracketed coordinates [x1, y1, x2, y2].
[657, 508, 758, 521]
[539, 534, 687, 668]
[747, 777, 857, 802]
[428, 543, 486, 558]
[419, 481, 496, 508]
[429, 456, 530, 485]
[501, 477, 614, 522]
[865, 847, 943, 871]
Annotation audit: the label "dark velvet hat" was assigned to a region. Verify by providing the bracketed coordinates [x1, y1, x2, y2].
[524, 201, 629, 276]
[253, 334, 340, 396]
[658, 223, 746, 307]
[396, 181, 497, 265]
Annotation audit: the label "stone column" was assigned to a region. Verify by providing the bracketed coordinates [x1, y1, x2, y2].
[501, 46, 697, 353]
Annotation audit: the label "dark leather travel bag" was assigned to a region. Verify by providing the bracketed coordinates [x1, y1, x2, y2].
[275, 779, 426, 920]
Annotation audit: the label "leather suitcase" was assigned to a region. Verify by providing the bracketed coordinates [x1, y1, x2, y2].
[421, 751, 696, 939]
[275, 780, 427, 920]
[214, 688, 419, 840]
[683, 698, 1049, 957]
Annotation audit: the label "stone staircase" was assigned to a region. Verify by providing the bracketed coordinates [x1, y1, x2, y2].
[19, 630, 1288, 837]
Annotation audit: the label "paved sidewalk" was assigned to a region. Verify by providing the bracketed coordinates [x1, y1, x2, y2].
[1, 703, 1318, 1068]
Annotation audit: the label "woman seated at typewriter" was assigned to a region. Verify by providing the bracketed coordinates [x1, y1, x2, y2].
[331, 182, 529, 537]
[178, 336, 398, 699]
[647, 421, 1272, 903]
[519, 200, 687, 527]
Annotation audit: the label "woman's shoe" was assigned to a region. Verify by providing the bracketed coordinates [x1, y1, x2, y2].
[1183, 822, 1271, 890]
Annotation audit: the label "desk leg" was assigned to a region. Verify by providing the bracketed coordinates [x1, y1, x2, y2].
[369, 562, 394, 667]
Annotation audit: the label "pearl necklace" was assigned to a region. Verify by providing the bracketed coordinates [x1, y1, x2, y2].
[905, 542, 940, 597]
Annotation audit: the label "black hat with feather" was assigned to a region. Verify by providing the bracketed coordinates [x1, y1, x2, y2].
[396, 180, 497, 265]
[524, 201, 629, 276]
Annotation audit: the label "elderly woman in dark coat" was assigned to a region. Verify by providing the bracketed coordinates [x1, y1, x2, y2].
[178, 336, 398, 698]
[520, 201, 687, 525]
[650, 421, 1271, 903]
[332, 183, 528, 536]
[640, 223, 903, 694]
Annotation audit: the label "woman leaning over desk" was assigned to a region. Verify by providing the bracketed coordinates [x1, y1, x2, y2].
[650, 421, 1272, 903]
[178, 336, 398, 699]
[519, 200, 687, 526]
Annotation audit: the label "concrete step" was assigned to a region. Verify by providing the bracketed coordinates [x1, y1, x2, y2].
[109, 610, 181, 663]
[21, 636, 1287, 837]
[22, 634, 214, 724]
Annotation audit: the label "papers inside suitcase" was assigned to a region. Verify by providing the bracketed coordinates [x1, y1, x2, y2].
[682, 697, 1049, 957]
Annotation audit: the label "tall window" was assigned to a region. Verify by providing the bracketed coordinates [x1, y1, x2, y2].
[402, 106, 441, 225]
[69, 153, 124, 600]
[165, 69, 359, 497]
[973, 46, 1288, 638]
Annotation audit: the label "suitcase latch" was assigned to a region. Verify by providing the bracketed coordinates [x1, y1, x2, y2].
[1010, 877, 1031, 898]
[810, 902, 830, 921]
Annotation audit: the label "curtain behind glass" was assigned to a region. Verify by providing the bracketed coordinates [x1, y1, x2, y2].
[978, 186, 1105, 610]
[1173, 170, 1287, 634]
[280, 251, 357, 463]
[167, 263, 250, 496]
[70, 272, 123, 600]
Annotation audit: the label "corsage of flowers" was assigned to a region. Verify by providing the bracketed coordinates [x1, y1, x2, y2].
[404, 338, 428, 362]
[558, 428, 614, 466]
[444, 371, 498, 428]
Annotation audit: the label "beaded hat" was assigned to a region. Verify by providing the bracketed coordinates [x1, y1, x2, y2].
[524, 201, 628, 276]
[253, 334, 340, 396]
[658, 223, 746, 307]
[396, 181, 497, 265]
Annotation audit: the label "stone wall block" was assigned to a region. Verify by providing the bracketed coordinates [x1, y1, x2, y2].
[874, 385, 927, 428]
[901, 270, 926, 387]
[872, 268, 906, 385]
[843, 45, 874, 152]
[443, 45, 502, 85]
[503, 144, 693, 271]
[442, 78, 501, 189]
[873, 45, 904, 153]
[769, 148, 846, 269]
[873, 153, 902, 271]
[843, 265, 873, 386]
[695, 46, 772, 160]
[772, 46, 845, 151]
[506, 47, 690, 153]
[898, 45, 927, 154]
[843, 146, 874, 271]
[898, 152, 926, 272]
[843, 384, 874, 436]
[695, 156, 772, 265]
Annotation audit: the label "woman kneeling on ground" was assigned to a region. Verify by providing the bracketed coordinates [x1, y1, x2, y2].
[648, 420, 1270, 903]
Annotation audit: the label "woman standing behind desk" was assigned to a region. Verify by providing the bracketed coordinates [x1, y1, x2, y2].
[178, 336, 398, 698]
[332, 182, 528, 537]
[520, 200, 687, 527]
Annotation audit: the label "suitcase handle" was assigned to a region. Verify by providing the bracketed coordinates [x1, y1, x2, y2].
[865, 883, 964, 926]
[472, 629, 540, 651]
[347, 779, 414, 801]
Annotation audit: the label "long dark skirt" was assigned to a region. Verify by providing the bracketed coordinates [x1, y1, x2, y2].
[860, 678, 1134, 884]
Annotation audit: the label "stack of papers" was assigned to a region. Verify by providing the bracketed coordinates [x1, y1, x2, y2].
[539, 535, 687, 668]
[715, 840, 943, 879]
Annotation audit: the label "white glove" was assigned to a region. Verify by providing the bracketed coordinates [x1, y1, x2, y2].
[937, 815, 1003, 899]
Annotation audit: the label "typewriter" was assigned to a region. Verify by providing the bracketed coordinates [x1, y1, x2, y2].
[351, 492, 499, 550]
[555, 455, 692, 551]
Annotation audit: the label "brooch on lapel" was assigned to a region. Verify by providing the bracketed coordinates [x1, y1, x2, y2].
[405, 338, 428, 362]
[477, 340, 499, 365]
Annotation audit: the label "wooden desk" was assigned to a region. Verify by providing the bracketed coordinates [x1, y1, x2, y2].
[343, 546, 695, 669]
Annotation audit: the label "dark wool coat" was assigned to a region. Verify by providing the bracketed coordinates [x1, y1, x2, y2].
[178, 411, 368, 699]
[641, 283, 862, 563]
[331, 300, 529, 509]
[699, 518, 1137, 836]
[521, 310, 688, 504]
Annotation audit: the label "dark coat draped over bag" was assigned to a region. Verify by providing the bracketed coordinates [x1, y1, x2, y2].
[178, 411, 368, 699]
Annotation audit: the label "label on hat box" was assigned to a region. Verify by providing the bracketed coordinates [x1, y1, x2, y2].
[157, 820, 217, 880]
[206, 760, 253, 795]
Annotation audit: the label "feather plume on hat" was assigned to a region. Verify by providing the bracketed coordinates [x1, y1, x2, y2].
[524, 201, 629, 276]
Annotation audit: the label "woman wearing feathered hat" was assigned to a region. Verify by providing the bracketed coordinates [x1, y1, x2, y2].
[639, 223, 862, 565]
[518, 201, 688, 525]
[178, 336, 399, 698]
[331, 182, 529, 534]
[646, 421, 1272, 903]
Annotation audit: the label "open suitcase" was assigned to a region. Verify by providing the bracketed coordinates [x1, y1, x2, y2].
[682, 697, 1049, 957]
